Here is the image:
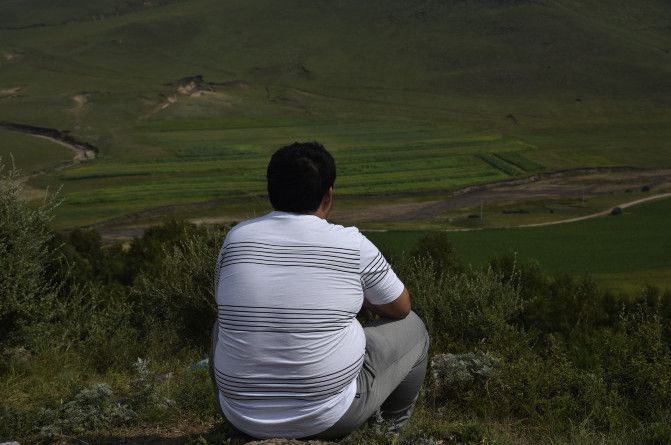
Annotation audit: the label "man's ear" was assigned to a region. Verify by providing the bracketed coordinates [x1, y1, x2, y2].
[323, 186, 333, 207]
[316, 186, 333, 218]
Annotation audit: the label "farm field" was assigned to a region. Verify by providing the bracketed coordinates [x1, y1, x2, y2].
[39, 123, 532, 227]
[367, 197, 671, 293]
[0, 0, 670, 229]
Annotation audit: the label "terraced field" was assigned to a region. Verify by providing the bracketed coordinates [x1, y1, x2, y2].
[0, 0, 669, 228]
[40, 123, 549, 226]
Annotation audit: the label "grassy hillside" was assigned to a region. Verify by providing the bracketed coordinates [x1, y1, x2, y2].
[0, 129, 72, 173]
[0, 0, 670, 226]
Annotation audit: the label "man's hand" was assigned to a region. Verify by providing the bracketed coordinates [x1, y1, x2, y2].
[363, 287, 411, 319]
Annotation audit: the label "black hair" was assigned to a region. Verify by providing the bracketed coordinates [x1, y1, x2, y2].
[266, 142, 336, 213]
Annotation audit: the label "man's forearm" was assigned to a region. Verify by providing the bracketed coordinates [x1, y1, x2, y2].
[362, 288, 411, 319]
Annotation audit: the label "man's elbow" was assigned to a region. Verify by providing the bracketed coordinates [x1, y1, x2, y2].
[393, 288, 412, 318]
[398, 302, 411, 318]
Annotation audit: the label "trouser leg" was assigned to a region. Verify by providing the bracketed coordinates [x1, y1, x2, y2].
[379, 342, 428, 429]
[313, 311, 429, 439]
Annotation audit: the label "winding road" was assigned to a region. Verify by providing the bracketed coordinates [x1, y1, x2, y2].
[445, 191, 671, 232]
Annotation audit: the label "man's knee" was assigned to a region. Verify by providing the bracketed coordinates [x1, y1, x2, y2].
[407, 311, 429, 353]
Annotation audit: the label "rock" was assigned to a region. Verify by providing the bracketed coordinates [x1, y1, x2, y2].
[1, 441, 21, 445]
[191, 358, 209, 371]
[431, 352, 497, 390]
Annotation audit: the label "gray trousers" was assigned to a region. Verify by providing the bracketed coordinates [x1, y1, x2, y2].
[210, 311, 429, 440]
[312, 311, 429, 439]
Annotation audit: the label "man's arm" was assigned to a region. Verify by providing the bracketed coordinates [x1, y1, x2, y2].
[363, 287, 411, 319]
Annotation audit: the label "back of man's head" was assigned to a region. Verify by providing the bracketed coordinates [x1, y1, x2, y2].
[267, 142, 336, 214]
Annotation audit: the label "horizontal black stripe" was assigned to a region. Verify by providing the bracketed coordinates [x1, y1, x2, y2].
[227, 241, 358, 253]
[218, 319, 349, 329]
[215, 369, 359, 391]
[223, 247, 358, 261]
[220, 252, 358, 269]
[219, 259, 359, 274]
[216, 371, 358, 393]
[218, 304, 357, 315]
[218, 325, 348, 333]
[215, 374, 357, 396]
[219, 322, 347, 334]
[218, 316, 351, 326]
[217, 309, 354, 319]
[215, 386, 348, 401]
[215, 355, 364, 383]
[217, 313, 354, 322]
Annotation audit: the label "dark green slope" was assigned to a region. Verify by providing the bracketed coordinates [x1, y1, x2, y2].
[2, 0, 669, 121]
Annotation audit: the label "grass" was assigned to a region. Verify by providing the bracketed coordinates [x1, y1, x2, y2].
[0, 0, 669, 227]
[0, 129, 72, 173]
[368, 197, 671, 292]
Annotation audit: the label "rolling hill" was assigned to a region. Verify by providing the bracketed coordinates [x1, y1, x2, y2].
[0, 0, 670, 227]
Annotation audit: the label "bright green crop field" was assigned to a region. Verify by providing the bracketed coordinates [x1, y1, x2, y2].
[367, 197, 671, 292]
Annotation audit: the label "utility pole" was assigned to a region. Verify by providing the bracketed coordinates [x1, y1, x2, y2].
[480, 201, 483, 223]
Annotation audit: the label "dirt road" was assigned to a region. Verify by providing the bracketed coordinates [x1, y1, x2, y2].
[332, 168, 671, 224]
[513, 191, 671, 228]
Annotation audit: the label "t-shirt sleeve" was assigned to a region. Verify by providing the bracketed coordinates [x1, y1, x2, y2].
[359, 234, 405, 305]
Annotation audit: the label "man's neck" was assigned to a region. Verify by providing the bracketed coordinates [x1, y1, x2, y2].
[311, 208, 328, 220]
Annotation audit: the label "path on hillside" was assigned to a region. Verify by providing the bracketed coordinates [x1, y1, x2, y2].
[0, 122, 97, 180]
[444, 192, 671, 232]
[339, 168, 671, 224]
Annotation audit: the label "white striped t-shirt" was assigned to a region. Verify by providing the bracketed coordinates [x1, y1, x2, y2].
[212, 211, 404, 438]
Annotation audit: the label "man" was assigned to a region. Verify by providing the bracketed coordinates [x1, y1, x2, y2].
[210, 142, 429, 439]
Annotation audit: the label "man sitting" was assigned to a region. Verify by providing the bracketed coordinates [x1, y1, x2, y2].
[210, 142, 429, 439]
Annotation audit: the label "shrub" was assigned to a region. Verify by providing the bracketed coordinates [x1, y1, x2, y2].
[130, 224, 227, 351]
[411, 232, 463, 275]
[37, 383, 137, 441]
[405, 257, 523, 351]
[431, 352, 498, 403]
[0, 162, 60, 349]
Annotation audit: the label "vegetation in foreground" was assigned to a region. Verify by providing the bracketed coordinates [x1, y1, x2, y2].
[2, 167, 671, 445]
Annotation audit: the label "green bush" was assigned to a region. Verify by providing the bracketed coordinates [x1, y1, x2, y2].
[404, 257, 523, 351]
[130, 224, 227, 351]
[0, 163, 60, 349]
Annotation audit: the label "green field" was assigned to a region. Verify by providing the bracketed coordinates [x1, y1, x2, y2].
[1, 0, 670, 227]
[368, 197, 671, 292]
